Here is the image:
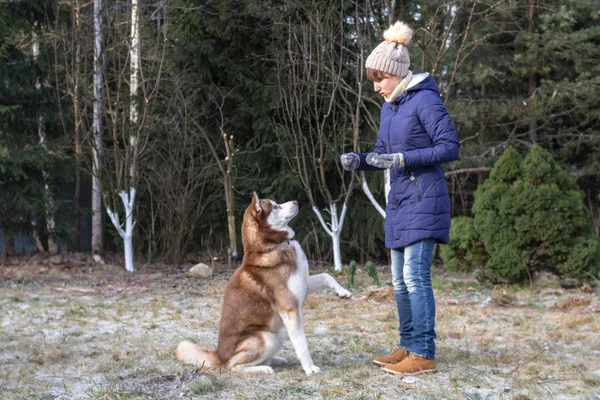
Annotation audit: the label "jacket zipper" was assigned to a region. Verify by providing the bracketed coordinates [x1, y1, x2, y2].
[386, 105, 396, 207]
[410, 171, 422, 202]
[386, 105, 394, 153]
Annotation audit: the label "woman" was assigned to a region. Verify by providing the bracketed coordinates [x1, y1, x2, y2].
[340, 21, 460, 376]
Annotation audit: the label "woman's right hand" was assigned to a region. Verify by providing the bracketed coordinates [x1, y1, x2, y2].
[340, 153, 360, 171]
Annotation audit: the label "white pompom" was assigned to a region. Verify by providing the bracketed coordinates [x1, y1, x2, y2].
[383, 21, 414, 46]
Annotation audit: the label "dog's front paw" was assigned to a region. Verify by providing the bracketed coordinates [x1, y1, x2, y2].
[232, 365, 275, 374]
[304, 365, 322, 375]
[336, 287, 352, 299]
[259, 366, 275, 374]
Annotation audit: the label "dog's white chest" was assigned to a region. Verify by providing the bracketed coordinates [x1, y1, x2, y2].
[287, 240, 309, 303]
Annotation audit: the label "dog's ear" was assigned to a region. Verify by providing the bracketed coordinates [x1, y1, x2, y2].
[252, 191, 262, 214]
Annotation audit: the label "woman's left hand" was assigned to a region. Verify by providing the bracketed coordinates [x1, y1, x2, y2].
[366, 152, 405, 169]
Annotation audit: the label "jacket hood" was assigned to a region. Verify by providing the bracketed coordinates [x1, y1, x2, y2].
[406, 73, 440, 95]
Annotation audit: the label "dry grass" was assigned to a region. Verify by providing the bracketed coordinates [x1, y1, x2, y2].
[1, 256, 600, 399]
[366, 286, 395, 302]
[551, 296, 592, 312]
[491, 287, 515, 307]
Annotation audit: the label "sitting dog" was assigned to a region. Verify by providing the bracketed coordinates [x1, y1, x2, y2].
[176, 192, 351, 374]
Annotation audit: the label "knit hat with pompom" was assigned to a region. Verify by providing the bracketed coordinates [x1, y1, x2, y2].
[365, 22, 414, 78]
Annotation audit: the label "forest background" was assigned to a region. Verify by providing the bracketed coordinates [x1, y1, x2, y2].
[1, 0, 598, 275]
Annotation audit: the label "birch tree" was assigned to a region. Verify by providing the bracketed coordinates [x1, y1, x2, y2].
[91, 0, 104, 256]
[105, 0, 140, 272]
[526, 0, 538, 143]
[102, 0, 167, 271]
[71, 0, 84, 251]
[32, 21, 58, 254]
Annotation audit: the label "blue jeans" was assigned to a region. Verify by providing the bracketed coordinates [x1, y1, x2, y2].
[390, 239, 436, 360]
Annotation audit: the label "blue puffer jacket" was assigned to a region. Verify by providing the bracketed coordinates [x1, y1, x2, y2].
[356, 73, 460, 249]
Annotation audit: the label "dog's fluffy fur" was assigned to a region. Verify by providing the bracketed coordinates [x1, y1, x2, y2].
[176, 192, 351, 374]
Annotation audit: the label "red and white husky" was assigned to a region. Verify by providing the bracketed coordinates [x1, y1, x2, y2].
[176, 192, 351, 374]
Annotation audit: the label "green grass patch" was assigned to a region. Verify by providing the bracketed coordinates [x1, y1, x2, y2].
[86, 383, 147, 400]
[186, 374, 224, 395]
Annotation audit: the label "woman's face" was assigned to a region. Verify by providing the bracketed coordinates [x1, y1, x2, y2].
[373, 76, 403, 98]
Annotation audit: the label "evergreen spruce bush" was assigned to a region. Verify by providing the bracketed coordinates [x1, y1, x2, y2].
[366, 261, 379, 286]
[442, 146, 600, 283]
[347, 260, 357, 288]
[439, 217, 486, 273]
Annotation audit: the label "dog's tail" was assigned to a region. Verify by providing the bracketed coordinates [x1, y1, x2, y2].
[175, 340, 221, 368]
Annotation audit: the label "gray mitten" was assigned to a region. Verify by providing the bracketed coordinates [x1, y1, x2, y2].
[366, 152, 405, 169]
[340, 153, 360, 171]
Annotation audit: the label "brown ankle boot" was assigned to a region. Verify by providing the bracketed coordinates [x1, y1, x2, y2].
[373, 348, 410, 366]
[382, 354, 436, 376]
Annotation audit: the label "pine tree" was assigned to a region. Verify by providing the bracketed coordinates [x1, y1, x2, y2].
[442, 146, 600, 282]
[0, 0, 63, 256]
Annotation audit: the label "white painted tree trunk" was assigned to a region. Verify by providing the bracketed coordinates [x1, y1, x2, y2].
[32, 23, 58, 254]
[103, 0, 140, 272]
[362, 176, 386, 218]
[384, 169, 391, 205]
[92, 0, 103, 255]
[312, 203, 347, 271]
[129, 0, 139, 179]
[361, 169, 390, 218]
[106, 189, 136, 272]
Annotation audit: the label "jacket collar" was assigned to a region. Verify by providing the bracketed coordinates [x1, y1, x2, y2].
[389, 72, 432, 105]
[385, 71, 414, 103]
[406, 72, 430, 90]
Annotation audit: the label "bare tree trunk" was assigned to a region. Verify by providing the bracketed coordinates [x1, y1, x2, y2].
[527, 0, 538, 143]
[2, 225, 14, 261]
[72, 0, 82, 251]
[32, 228, 45, 254]
[384, 0, 396, 25]
[589, 193, 600, 237]
[479, 83, 486, 145]
[91, 0, 104, 255]
[191, 118, 239, 267]
[129, 0, 140, 182]
[221, 128, 238, 268]
[33, 22, 58, 254]
[438, 4, 458, 96]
